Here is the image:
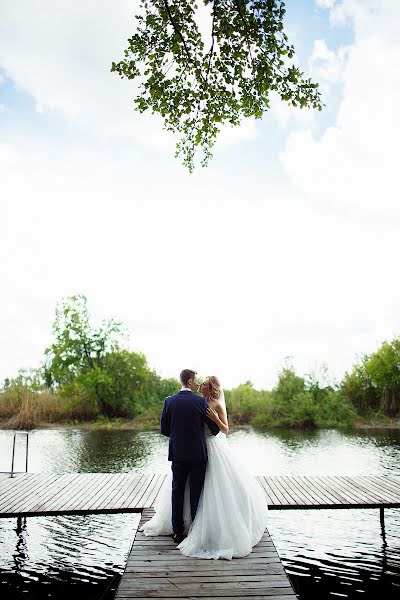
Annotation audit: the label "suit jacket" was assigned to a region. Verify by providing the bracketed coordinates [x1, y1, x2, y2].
[160, 390, 220, 462]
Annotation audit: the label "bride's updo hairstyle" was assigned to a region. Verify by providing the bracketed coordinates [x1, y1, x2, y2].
[207, 376, 221, 403]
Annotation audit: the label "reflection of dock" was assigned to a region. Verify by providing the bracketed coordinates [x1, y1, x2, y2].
[2, 473, 400, 600]
[1, 472, 400, 517]
[115, 508, 297, 599]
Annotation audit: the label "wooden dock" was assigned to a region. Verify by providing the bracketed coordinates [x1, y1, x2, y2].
[1, 472, 400, 517]
[115, 508, 297, 599]
[2, 472, 400, 600]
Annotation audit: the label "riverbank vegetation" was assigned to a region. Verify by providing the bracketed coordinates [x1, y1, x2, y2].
[1, 295, 400, 430]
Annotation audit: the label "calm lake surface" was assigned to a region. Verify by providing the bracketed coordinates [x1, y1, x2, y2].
[0, 426, 399, 599]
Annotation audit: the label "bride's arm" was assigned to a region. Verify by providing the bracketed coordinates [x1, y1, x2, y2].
[206, 403, 229, 434]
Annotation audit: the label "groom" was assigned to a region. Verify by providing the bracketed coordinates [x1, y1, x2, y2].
[160, 369, 220, 544]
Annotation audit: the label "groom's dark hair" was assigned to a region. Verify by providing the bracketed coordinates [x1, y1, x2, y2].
[180, 369, 197, 386]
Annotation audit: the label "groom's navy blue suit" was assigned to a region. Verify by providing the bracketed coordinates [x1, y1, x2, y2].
[160, 389, 220, 535]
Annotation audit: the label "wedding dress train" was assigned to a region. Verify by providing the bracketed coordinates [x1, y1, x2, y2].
[141, 430, 268, 560]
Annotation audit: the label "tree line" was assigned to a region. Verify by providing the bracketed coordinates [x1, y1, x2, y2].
[1, 295, 400, 429]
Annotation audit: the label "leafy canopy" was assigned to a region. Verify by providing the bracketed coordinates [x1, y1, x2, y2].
[43, 294, 124, 387]
[112, 0, 323, 171]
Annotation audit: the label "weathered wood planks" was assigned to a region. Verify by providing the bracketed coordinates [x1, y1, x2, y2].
[0, 473, 400, 517]
[115, 509, 297, 600]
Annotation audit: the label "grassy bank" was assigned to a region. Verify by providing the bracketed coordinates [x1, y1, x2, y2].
[0, 386, 160, 431]
[0, 385, 398, 432]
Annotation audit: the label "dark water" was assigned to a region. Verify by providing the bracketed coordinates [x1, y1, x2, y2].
[0, 426, 400, 599]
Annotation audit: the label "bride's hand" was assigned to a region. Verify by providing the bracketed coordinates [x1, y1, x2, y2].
[206, 407, 219, 423]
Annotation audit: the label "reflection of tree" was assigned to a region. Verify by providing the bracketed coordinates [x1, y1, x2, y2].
[14, 516, 28, 575]
[65, 429, 158, 473]
[263, 427, 320, 452]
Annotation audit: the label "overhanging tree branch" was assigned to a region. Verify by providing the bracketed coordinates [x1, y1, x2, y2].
[112, 0, 324, 172]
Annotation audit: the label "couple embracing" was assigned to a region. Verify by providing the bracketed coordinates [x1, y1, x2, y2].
[141, 369, 268, 560]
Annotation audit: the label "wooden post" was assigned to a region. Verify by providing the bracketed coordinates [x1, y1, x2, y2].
[380, 507, 385, 533]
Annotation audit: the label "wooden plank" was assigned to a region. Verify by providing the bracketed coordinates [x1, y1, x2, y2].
[150, 474, 168, 506]
[276, 476, 312, 506]
[334, 475, 390, 504]
[29, 473, 84, 513]
[290, 476, 324, 505]
[0, 473, 50, 510]
[125, 563, 286, 574]
[117, 596, 297, 600]
[256, 476, 277, 505]
[1, 473, 62, 513]
[140, 474, 166, 509]
[324, 475, 372, 505]
[0, 474, 40, 510]
[116, 508, 296, 600]
[31, 473, 93, 512]
[113, 474, 145, 510]
[304, 475, 348, 504]
[121, 575, 287, 584]
[345, 476, 400, 503]
[117, 474, 149, 509]
[34, 473, 99, 513]
[271, 476, 300, 506]
[124, 567, 287, 577]
[67, 473, 119, 512]
[258, 477, 279, 506]
[299, 476, 339, 505]
[102, 474, 138, 510]
[132, 540, 275, 549]
[115, 587, 295, 597]
[132, 474, 159, 509]
[0, 473, 38, 498]
[81, 472, 129, 511]
[264, 477, 293, 505]
[127, 549, 280, 560]
[367, 475, 400, 499]
[118, 576, 291, 589]
[11, 474, 77, 514]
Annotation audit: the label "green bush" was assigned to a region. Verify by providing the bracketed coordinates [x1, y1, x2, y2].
[252, 367, 357, 429]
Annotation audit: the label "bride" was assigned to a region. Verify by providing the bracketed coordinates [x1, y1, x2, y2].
[141, 375, 269, 560]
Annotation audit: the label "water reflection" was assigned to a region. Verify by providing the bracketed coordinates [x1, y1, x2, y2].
[0, 426, 400, 599]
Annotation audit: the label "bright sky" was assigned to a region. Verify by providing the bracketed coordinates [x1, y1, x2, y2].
[1, 0, 399, 390]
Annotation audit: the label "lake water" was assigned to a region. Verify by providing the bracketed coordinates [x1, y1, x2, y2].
[0, 426, 399, 599]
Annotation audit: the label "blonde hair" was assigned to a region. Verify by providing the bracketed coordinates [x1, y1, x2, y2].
[207, 376, 221, 403]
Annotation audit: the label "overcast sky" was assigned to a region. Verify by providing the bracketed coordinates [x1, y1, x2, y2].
[1, 0, 399, 390]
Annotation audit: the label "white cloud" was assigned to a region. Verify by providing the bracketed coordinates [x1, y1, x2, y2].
[0, 1, 178, 150]
[309, 39, 349, 83]
[282, 0, 400, 219]
[0, 0, 257, 152]
[269, 93, 316, 129]
[316, 0, 336, 8]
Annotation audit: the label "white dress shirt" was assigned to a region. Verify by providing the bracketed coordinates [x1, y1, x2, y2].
[180, 386, 192, 392]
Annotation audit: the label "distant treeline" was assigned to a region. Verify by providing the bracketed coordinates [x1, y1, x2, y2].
[1, 295, 400, 430]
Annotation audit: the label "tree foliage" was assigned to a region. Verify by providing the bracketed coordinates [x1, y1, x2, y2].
[341, 338, 400, 417]
[43, 295, 123, 388]
[41, 295, 180, 418]
[111, 0, 323, 171]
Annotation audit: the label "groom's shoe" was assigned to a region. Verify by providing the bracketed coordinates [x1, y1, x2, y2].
[172, 532, 187, 544]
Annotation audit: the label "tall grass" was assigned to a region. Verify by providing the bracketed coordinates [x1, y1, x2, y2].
[0, 385, 99, 430]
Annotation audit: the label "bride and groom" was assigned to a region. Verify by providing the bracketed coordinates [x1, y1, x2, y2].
[141, 369, 268, 560]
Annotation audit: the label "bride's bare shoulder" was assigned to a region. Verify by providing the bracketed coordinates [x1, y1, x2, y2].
[214, 400, 226, 414]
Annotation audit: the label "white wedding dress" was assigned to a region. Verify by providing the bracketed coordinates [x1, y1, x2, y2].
[141, 407, 268, 560]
